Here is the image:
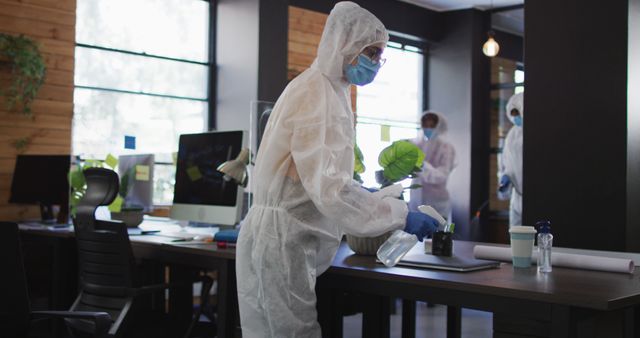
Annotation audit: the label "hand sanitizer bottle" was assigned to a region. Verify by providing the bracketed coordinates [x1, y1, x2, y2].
[536, 221, 553, 273]
[377, 230, 418, 267]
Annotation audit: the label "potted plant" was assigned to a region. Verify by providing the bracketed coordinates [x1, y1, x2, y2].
[0, 33, 46, 116]
[346, 140, 425, 255]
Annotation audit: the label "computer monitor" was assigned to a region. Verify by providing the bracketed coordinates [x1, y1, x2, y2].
[170, 131, 246, 226]
[9, 155, 71, 223]
[118, 154, 154, 212]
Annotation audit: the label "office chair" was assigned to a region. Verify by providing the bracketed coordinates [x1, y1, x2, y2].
[70, 167, 213, 338]
[0, 221, 111, 338]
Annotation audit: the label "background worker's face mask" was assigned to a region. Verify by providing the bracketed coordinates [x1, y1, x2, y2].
[423, 128, 435, 139]
[345, 54, 381, 86]
[513, 115, 523, 127]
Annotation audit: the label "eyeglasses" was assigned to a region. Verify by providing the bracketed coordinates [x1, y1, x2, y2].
[361, 47, 386, 67]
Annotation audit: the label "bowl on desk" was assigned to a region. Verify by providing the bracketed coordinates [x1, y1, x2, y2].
[111, 207, 144, 228]
[345, 231, 392, 256]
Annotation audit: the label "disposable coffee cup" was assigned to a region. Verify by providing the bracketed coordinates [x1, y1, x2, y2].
[508, 226, 537, 268]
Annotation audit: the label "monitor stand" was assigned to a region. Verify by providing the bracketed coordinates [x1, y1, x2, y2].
[40, 203, 70, 225]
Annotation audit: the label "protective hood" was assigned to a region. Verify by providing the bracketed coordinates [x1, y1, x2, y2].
[421, 110, 448, 139]
[506, 92, 524, 125]
[312, 2, 389, 81]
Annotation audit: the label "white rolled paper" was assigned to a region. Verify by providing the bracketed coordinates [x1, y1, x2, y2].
[473, 245, 635, 274]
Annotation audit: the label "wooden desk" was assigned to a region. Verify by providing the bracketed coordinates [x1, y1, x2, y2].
[21, 224, 640, 338]
[131, 238, 238, 338]
[18, 223, 239, 338]
[318, 241, 640, 338]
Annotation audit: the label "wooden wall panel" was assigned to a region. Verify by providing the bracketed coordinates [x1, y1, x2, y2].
[0, 0, 75, 221]
[288, 6, 357, 112]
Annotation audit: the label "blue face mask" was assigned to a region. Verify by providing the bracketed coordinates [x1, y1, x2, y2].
[513, 115, 523, 127]
[423, 128, 435, 139]
[345, 54, 381, 86]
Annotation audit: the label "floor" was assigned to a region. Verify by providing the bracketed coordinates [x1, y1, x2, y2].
[343, 301, 493, 338]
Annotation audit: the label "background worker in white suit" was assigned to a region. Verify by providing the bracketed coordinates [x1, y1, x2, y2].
[409, 111, 457, 220]
[498, 92, 524, 226]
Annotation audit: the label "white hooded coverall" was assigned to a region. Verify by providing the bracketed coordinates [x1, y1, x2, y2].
[498, 92, 523, 226]
[408, 111, 457, 219]
[236, 3, 408, 337]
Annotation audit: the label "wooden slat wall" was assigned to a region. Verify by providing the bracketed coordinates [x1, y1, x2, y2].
[0, 0, 75, 221]
[288, 6, 357, 112]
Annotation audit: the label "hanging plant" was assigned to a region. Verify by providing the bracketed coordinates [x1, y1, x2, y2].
[0, 33, 47, 116]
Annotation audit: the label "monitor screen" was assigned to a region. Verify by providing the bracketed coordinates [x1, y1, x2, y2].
[171, 131, 246, 226]
[118, 154, 154, 212]
[9, 155, 71, 206]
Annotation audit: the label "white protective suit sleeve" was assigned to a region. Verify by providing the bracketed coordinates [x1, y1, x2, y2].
[290, 115, 408, 238]
[421, 145, 456, 185]
[497, 154, 512, 200]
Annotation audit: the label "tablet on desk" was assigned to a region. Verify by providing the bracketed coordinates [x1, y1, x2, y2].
[375, 243, 501, 272]
[395, 254, 501, 272]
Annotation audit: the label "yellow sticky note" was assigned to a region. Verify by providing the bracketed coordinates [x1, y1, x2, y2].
[108, 195, 123, 213]
[135, 165, 150, 181]
[381, 125, 390, 142]
[186, 165, 202, 181]
[105, 154, 118, 169]
[171, 152, 178, 165]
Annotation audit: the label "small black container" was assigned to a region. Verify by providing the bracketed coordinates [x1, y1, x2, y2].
[432, 231, 453, 256]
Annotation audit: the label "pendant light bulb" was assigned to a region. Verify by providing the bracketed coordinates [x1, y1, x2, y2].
[482, 31, 500, 57]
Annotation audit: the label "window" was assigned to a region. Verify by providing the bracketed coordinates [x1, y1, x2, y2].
[355, 42, 424, 197]
[73, 0, 211, 205]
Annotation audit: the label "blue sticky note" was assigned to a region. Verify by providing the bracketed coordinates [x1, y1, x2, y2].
[124, 135, 136, 149]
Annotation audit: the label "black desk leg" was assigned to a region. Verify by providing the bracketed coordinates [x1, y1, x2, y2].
[550, 305, 576, 338]
[217, 260, 239, 338]
[169, 265, 197, 332]
[363, 295, 390, 338]
[401, 299, 416, 338]
[446, 305, 461, 338]
[52, 238, 76, 338]
[317, 288, 343, 338]
[626, 306, 640, 338]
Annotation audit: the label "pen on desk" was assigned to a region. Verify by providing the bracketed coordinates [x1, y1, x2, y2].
[171, 237, 196, 242]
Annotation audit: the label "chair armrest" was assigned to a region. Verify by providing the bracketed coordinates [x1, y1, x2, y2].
[135, 283, 172, 295]
[31, 310, 111, 337]
[136, 275, 213, 295]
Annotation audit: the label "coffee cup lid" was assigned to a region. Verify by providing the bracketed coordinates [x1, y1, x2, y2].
[509, 226, 537, 234]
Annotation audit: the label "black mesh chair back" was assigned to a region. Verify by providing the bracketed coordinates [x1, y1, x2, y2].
[0, 222, 32, 338]
[69, 168, 137, 336]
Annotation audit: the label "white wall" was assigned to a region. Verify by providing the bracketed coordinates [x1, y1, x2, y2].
[216, 0, 259, 132]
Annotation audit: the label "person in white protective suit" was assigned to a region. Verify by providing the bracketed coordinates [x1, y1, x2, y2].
[408, 111, 457, 219]
[236, 2, 439, 337]
[498, 92, 524, 226]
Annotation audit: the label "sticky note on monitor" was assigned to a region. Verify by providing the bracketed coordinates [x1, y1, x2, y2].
[135, 165, 150, 181]
[105, 154, 118, 169]
[381, 125, 390, 142]
[186, 165, 202, 181]
[124, 135, 136, 149]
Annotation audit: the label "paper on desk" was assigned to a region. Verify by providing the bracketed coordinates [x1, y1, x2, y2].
[473, 245, 635, 274]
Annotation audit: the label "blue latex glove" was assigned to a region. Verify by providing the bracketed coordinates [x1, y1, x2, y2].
[498, 175, 511, 193]
[404, 212, 439, 241]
